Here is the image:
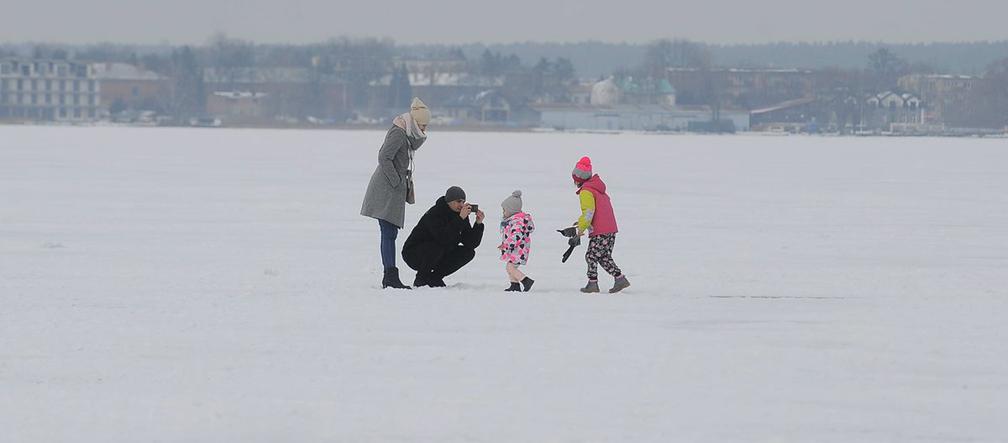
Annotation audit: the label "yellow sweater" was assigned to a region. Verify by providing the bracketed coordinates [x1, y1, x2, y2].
[576, 190, 596, 235]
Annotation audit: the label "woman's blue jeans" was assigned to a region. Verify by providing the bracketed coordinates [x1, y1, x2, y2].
[378, 219, 399, 269]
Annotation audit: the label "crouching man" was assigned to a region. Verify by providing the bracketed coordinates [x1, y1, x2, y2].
[402, 186, 485, 287]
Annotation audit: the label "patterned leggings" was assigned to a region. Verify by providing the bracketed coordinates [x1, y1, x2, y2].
[585, 233, 622, 280]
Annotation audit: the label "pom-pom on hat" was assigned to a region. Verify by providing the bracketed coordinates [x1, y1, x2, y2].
[501, 190, 523, 218]
[572, 156, 593, 184]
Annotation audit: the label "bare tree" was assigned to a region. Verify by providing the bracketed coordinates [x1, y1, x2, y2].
[169, 46, 206, 120]
[207, 34, 256, 89]
[953, 58, 1008, 128]
[867, 48, 909, 92]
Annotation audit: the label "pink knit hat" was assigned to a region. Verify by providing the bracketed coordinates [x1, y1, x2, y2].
[572, 156, 593, 184]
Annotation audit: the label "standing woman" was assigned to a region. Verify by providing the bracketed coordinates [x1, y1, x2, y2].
[361, 98, 431, 289]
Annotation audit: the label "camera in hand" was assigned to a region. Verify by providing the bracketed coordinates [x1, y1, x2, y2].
[468, 204, 478, 213]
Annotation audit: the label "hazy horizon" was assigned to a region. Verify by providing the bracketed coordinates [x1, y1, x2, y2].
[6, 37, 1008, 48]
[4, 0, 1007, 46]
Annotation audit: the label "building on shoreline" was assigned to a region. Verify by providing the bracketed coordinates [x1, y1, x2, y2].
[536, 76, 748, 132]
[0, 58, 100, 121]
[536, 103, 749, 132]
[667, 67, 817, 109]
[203, 67, 348, 120]
[92, 62, 170, 117]
[207, 91, 268, 122]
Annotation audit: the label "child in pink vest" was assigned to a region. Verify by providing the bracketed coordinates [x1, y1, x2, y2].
[571, 157, 630, 293]
[498, 190, 535, 292]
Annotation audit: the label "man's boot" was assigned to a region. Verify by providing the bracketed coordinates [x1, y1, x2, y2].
[505, 282, 522, 292]
[580, 280, 600, 293]
[413, 271, 431, 288]
[427, 275, 447, 287]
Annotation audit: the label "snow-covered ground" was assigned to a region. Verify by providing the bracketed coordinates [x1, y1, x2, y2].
[2, 126, 1006, 442]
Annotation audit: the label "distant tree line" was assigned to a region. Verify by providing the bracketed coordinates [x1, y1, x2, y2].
[3, 37, 1005, 128]
[8, 38, 1008, 78]
[414, 40, 1008, 78]
[2, 36, 579, 120]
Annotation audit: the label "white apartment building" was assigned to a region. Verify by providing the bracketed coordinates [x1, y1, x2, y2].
[0, 58, 100, 121]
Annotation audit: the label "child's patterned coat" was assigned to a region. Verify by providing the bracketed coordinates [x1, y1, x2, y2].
[499, 212, 535, 265]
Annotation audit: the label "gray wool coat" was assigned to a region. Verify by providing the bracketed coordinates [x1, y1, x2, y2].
[360, 126, 425, 228]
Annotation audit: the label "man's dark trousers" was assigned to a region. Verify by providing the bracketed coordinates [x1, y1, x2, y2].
[403, 242, 476, 279]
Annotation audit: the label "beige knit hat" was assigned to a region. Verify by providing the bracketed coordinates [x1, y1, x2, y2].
[409, 97, 431, 125]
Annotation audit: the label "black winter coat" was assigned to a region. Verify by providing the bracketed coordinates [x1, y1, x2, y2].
[403, 197, 484, 253]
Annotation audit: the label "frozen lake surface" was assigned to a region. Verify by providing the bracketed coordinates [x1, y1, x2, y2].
[2, 126, 1006, 442]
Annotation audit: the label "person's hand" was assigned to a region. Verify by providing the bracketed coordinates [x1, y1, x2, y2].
[459, 204, 472, 219]
[475, 209, 485, 224]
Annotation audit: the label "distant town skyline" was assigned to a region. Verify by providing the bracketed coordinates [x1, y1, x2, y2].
[3, 0, 1008, 45]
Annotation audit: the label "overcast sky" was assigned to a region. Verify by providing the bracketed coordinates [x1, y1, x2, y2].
[5, 0, 1007, 45]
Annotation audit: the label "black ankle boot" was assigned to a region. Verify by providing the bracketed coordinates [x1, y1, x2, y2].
[413, 272, 430, 288]
[382, 267, 411, 289]
[427, 275, 447, 287]
[521, 277, 534, 292]
[505, 282, 521, 292]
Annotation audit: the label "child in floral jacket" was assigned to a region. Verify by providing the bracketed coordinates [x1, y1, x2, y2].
[498, 190, 535, 292]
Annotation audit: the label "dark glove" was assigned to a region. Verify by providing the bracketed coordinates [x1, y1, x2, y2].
[558, 227, 577, 238]
[561, 229, 581, 263]
[562, 244, 576, 263]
